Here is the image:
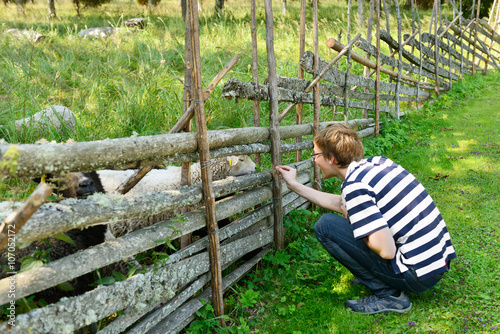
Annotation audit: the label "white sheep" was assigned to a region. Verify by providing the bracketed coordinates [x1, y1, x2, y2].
[5, 29, 47, 43]
[79, 27, 117, 39]
[97, 155, 256, 238]
[8, 105, 76, 136]
[97, 155, 256, 196]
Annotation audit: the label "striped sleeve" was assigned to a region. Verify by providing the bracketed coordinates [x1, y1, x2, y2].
[343, 182, 388, 239]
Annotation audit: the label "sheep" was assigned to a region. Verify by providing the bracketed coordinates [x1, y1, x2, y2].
[5, 29, 47, 43]
[1, 105, 76, 139]
[97, 155, 256, 238]
[96, 155, 257, 196]
[79, 27, 117, 39]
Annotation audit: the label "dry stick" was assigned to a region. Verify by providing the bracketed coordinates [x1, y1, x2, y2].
[112, 54, 240, 196]
[350, 29, 419, 91]
[251, 0, 261, 167]
[0, 183, 51, 249]
[279, 34, 362, 121]
[187, 0, 224, 324]
[375, 0, 381, 136]
[296, 0, 306, 162]
[344, 0, 352, 124]
[488, 0, 498, 25]
[433, 0, 440, 97]
[263, 0, 284, 250]
[439, 13, 464, 39]
[333, 31, 342, 120]
[473, 0, 481, 74]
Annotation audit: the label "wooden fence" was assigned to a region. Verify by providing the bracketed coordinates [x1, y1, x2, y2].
[0, 0, 499, 332]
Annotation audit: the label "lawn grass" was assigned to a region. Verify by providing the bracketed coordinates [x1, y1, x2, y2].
[198, 72, 500, 334]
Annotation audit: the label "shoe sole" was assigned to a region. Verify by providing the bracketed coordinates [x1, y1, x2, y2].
[346, 302, 412, 315]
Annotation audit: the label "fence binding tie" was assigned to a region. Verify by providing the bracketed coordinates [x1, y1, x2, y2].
[207, 228, 220, 235]
[200, 159, 215, 169]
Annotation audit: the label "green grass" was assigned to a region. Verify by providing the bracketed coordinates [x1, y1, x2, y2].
[192, 72, 500, 334]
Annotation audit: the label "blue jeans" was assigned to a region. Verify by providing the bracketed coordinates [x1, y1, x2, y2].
[314, 213, 443, 297]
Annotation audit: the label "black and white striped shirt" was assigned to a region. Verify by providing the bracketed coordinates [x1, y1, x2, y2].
[342, 156, 456, 280]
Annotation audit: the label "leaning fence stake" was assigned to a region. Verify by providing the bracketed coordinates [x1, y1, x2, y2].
[0, 183, 52, 249]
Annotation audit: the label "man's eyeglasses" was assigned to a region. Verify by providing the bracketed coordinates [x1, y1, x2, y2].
[311, 152, 323, 160]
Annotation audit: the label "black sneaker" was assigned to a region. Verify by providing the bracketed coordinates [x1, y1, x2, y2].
[345, 291, 412, 315]
[350, 278, 362, 286]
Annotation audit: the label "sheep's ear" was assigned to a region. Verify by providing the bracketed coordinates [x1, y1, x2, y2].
[227, 156, 237, 166]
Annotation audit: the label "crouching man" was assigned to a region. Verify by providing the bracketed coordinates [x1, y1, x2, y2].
[276, 124, 456, 315]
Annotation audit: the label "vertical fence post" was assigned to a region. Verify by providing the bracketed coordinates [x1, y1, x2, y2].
[375, 0, 381, 136]
[180, 6, 194, 250]
[363, 0, 375, 119]
[264, 0, 284, 250]
[484, 0, 500, 72]
[460, 0, 465, 76]
[187, 0, 224, 324]
[417, 6, 423, 106]
[344, 0, 352, 124]
[296, 0, 306, 162]
[313, 0, 321, 188]
[395, 0, 402, 118]
[433, 0, 440, 97]
[251, 0, 261, 168]
[472, 0, 481, 74]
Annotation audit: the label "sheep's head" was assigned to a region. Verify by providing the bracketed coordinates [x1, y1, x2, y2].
[226, 155, 256, 176]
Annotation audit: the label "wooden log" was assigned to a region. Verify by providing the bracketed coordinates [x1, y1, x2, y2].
[433, 0, 440, 96]
[353, 31, 424, 89]
[0, 182, 51, 249]
[300, 51, 431, 98]
[444, 20, 490, 64]
[479, 18, 500, 46]
[344, 0, 353, 122]
[0, 227, 274, 334]
[264, 0, 284, 250]
[326, 38, 421, 84]
[417, 32, 473, 67]
[411, 33, 472, 74]
[279, 34, 362, 121]
[140, 248, 270, 334]
[379, 30, 459, 81]
[1, 118, 365, 179]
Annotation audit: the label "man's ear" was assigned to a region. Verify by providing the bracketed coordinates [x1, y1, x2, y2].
[329, 156, 336, 165]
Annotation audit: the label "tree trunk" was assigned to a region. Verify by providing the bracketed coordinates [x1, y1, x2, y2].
[16, 0, 24, 15]
[282, 0, 287, 15]
[149, 0, 157, 9]
[214, 0, 223, 13]
[181, 0, 187, 20]
[48, 0, 56, 18]
[73, 0, 80, 17]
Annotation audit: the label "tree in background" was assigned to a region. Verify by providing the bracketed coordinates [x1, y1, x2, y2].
[73, 0, 112, 17]
[214, 0, 223, 13]
[136, 0, 161, 7]
[48, 0, 56, 18]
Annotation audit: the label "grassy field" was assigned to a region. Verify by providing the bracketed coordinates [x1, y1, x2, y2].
[1, 1, 499, 333]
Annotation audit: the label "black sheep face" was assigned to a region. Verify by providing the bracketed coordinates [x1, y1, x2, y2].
[34, 172, 105, 199]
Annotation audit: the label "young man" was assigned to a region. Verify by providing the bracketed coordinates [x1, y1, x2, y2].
[276, 123, 456, 315]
